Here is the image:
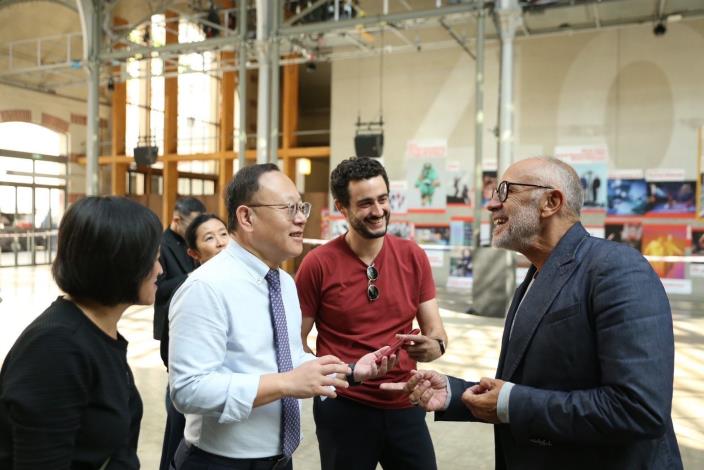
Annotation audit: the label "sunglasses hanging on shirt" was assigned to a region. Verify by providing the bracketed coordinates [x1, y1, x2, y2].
[366, 264, 379, 302]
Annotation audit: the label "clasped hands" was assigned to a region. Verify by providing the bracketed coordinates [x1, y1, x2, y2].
[380, 371, 506, 423]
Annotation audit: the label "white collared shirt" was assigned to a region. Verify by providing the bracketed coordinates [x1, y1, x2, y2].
[168, 240, 315, 458]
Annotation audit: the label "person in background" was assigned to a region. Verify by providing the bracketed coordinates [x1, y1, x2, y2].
[0, 196, 162, 469]
[158, 213, 230, 470]
[155, 196, 206, 470]
[296, 157, 448, 470]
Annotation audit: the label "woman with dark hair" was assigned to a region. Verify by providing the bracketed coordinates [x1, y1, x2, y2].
[0, 196, 162, 470]
[158, 213, 229, 470]
[185, 213, 229, 264]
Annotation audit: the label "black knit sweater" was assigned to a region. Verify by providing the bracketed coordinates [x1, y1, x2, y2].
[0, 297, 142, 469]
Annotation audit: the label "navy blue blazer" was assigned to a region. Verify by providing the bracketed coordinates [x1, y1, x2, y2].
[438, 223, 682, 469]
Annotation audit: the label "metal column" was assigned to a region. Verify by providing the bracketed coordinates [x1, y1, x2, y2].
[269, 3, 280, 164]
[78, 0, 101, 195]
[471, 0, 522, 317]
[238, 0, 248, 170]
[255, 0, 271, 163]
[472, 1, 486, 251]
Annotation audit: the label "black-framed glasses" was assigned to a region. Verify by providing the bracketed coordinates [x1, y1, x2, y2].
[367, 264, 379, 302]
[248, 201, 312, 219]
[492, 180, 554, 203]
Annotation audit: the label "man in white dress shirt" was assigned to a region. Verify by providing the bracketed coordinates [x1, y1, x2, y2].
[168, 164, 393, 470]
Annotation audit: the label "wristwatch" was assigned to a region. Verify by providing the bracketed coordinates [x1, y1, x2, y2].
[346, 363, 361, 386]
[434, 338, 446, 356]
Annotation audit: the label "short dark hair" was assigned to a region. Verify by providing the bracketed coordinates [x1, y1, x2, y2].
[52, 197, 162, 307]
[185, 213, 226, 251]
[225, 163, 280, 231]
[330, 157, 389, 207]
[174, 196, 206, 217]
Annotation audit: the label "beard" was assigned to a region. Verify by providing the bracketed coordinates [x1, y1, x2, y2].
[347, 210, 390, 239]
[492, 203, 541, 252]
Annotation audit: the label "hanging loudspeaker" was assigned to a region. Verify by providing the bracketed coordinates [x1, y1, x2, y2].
[133, 146, 159, 166]
[354, 132, 384, 158]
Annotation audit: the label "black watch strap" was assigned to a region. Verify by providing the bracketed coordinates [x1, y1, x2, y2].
[346, 363, 361, 386]
[435, 338, 446, 355]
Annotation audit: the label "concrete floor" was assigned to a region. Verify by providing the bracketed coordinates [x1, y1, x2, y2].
[1, 265, 703, 469]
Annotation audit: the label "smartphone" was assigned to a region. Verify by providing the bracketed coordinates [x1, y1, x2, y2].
[376, 328, 420, 363]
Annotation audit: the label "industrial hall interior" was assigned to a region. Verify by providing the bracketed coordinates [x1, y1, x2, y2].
[1, 0, 704, 469]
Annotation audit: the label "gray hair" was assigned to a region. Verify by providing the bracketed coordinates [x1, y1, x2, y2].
[531, 156, 583, 219]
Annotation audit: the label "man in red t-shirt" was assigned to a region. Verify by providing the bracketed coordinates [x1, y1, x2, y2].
[295, 157, 448, 470]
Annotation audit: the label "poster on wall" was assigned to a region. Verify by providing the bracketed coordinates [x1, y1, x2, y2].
[605, 222, 643, 251]
[405, 140, 447, 211]
[699, 173, 704, 218]
[449, 220, 473, 248]
[555, 145, 608, 210]
[414, 225, 450, 246]
[388, 221, 414, 240]
[446, 248, 473, 289]
[641, 224, 688, 280]
[389, 180, 408, 214]
[326, 218, 348, 240]
[446, 158, 472, 207]
[644, 169, 696, 215]
[481, 170, 498, 207]
[607, 169, 647, 216]
[691, 230, 704, 277]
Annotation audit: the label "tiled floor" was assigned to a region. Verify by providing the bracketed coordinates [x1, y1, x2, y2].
[1, 265, 702, 469]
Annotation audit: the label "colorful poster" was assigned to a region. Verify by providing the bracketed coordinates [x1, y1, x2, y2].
[555, 145, 608, 210]
[645, 181, 696, 215]
[447, 248, 473, 289]
[605, 222, 643, 252]
[699, 173, 704, 218]
[388, 221, 413, 240]
[415, 225, 450, 246]
[607, 178, 648, 215]
[445, 159, 472, 206]
[693, 230, 704, 255]
[328, 218, 348, 239]
[481, 170, 497, 207]
[449, 220, 473, 248]
[389, 180, 408, 214]
[641, 225, 688, 279]
[406, 140, 447, 210]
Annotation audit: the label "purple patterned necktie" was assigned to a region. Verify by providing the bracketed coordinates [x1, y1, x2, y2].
[264, 269, 301, 457]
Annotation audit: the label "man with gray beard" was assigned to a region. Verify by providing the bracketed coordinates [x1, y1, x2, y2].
[383, 157, 682, 470]
[295, 157, 448, 470]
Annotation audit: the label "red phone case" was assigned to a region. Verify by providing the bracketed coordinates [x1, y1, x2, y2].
[376, 328, 420, 363]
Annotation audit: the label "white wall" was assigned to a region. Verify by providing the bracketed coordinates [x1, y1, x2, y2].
[331, 19, 704, 176]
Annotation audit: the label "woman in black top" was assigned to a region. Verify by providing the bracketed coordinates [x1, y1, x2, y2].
[0, 196, 162, 469]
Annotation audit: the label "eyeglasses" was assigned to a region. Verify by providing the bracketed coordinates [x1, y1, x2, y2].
[248, 201, 312, 219]
[366, 264, 379, 302]
[492, 180, 554, 203]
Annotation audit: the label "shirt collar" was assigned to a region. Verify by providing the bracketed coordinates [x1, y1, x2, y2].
[226, 238, 274, 282]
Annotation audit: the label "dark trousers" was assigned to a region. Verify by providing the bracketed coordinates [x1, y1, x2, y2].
[160, 386, 186, 470]
[172, 439, 293, 470]
[313, 395, 437, 470]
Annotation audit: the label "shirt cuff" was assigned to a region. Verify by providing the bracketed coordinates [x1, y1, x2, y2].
[442, 375, 452, 411]
[497, 381, 515, 423]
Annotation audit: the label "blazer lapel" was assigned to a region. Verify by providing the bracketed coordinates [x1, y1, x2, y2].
[499, 223, 590, 381]
[496, 266, 536, 379]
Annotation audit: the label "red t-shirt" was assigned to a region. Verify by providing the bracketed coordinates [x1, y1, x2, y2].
[295, 234, 436, 409]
